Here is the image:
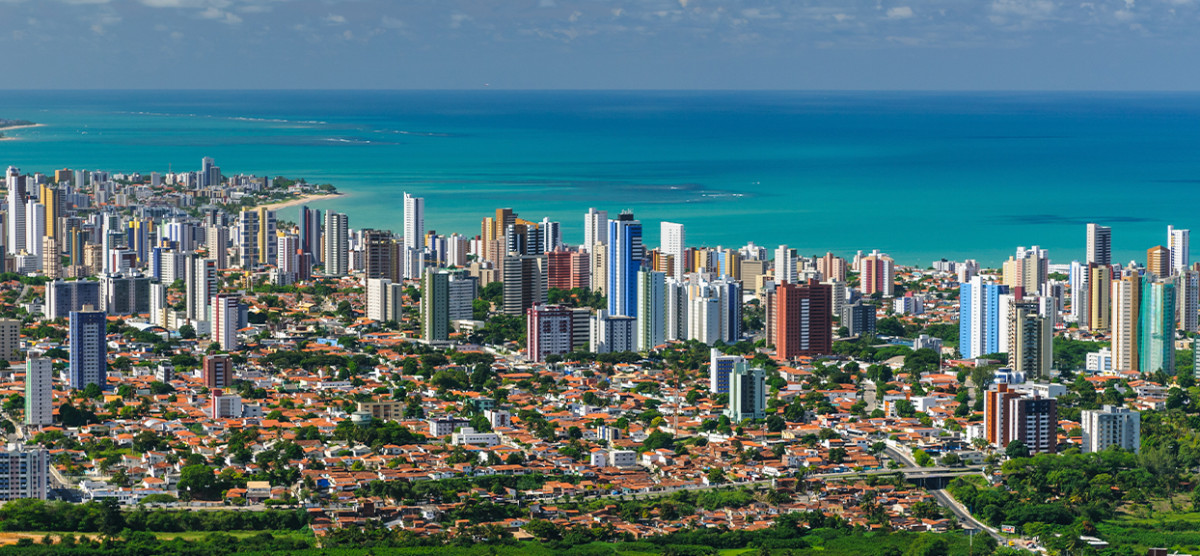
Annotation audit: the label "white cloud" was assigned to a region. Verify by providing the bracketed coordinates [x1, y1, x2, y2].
[199, 6, 242, 24]
[324, 13, 346, 24]
[886, 6, 914, 19]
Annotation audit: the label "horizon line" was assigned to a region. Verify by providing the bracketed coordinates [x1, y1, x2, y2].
[3, 88, 1200, 94]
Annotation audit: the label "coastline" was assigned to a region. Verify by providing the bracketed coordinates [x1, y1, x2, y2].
[0, 122, 45, 141]
[256, 192, 343, 211]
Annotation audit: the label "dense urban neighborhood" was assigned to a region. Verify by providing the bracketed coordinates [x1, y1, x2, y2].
[0, 160, 1196, 555]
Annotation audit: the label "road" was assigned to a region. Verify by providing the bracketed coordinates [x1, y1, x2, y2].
[929, 488, 1004, 543]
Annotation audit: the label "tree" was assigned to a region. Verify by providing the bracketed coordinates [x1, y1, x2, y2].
[706, 467, 726, 485]
[178, 464, 219, 500]
[178, 324, 196, 339]
[1005, 440, 1029, 459]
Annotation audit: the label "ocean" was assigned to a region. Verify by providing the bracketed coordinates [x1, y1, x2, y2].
[1, 90, 1199, 268]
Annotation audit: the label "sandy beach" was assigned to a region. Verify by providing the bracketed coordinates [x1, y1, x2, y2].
[0, 122, 45, 140]
[257, 192, 343, 211]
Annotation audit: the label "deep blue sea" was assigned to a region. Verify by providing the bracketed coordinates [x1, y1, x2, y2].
[1, 90, 1199, 267]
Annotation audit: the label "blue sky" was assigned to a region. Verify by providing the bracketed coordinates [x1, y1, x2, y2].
[1, 0, 1198, 89]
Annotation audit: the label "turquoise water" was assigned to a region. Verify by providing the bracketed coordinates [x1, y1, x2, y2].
[1, 90, 1199, 267]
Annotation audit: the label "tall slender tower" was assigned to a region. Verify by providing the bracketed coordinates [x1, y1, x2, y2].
[635, 269, 666, 351]
[1111, 273, 1141, 372]
[1169, 225, 1190, 276]
[1086, 223, 1112, 267]
[1139, 279, 1176, 375]
[7, 167, 26, 255]
[660, 222, 685, 282]
[403, 192, 425, 279]
[323, 211, 349, 276]
[583, 208, 607, 253]
[607, 212, 643, 317]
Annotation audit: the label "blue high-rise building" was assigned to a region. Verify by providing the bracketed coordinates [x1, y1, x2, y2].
[607, 212, 643, 317]
[959, 276, 1009, 359]
[69, 309, 108, 390]
[1139, 280, 1177, 375]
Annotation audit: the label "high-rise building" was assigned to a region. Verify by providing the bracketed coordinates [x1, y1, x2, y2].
[100, 272, 152, 316]
[1147, 245, 1171, 279]
[817, 252, 847, 282]
[547, 250, 588, 290]
[635, 269, 665, 351]
[68, 308, 107, 390]
[709, 348, 741, 394]
[1169, 225, 1190, 275]
[1010, 301, 1052, 380]
[0, 319, 19, 362]
[202, 354, 234, 389]
[41, 237, 60, 279]
[1009, 395, 1058, 454]
[366, 278, 404, 323]
[421, 269, 450, 342]
[1139, 279, 1176, 375]
[24, 355, 53, 426]
[6, 167, 26, 256]
[1087, 263, 1113, 332]
[1086, 223, 1111, 266]
[44, 279, 101, 320]
[205, 225, 229, 269]
[149, 281, 169, 329]
[24, 201, 44, 266]
[237, 210, 260, 268]
[775, 279, 832, 359]
[861, 249, 895, 297]
[403, 192, 425, 279]
[526, 304, 573, 362]
[211, 294, 241, 351]
[589, 243, 607, 295]
[1081, 406, 1140, 454]
[582, 208, 607, 253]
[185, 256, 217, 324]
[447, 273, 477, 321]
[607, 212, 643, 317]
[724, 361, 766, 422]
[984, 382, 1023, 450]
[502, 254, 548, 316]
[362, 229, 395, 281]
[590, 310, 635, 354]
[841, 300, 876, 337]
[660, 222, 685, 281]
[959, 276, 1009, 359]
[773, 245, 797, 285]
[256, 207, 277, 267]
[323, 211, 349, 276]
[276, 234, 300, 280]
[0, 446, 48, 501]
[1111, 274, 1141, 372]
[1002, 246, 1049, 299]
[1178, 270, 1200, 333]
[299, 205, 321, 258]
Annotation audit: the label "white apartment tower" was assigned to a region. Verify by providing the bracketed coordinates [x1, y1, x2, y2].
[24, 355, 53, 426]
[661, 222, 685, 281]
[323, 211, 349, 276]
[6, 167, 25, 256]
[1169, 225, 1190, 275]
[635, 269, 666, 351]
[1081, 405, 1140, 454]
[403, 192, 424, 279]
[583, 208, 608, 253]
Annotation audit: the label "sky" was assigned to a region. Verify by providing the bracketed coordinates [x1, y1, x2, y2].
[1, 0, 1199, 89]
